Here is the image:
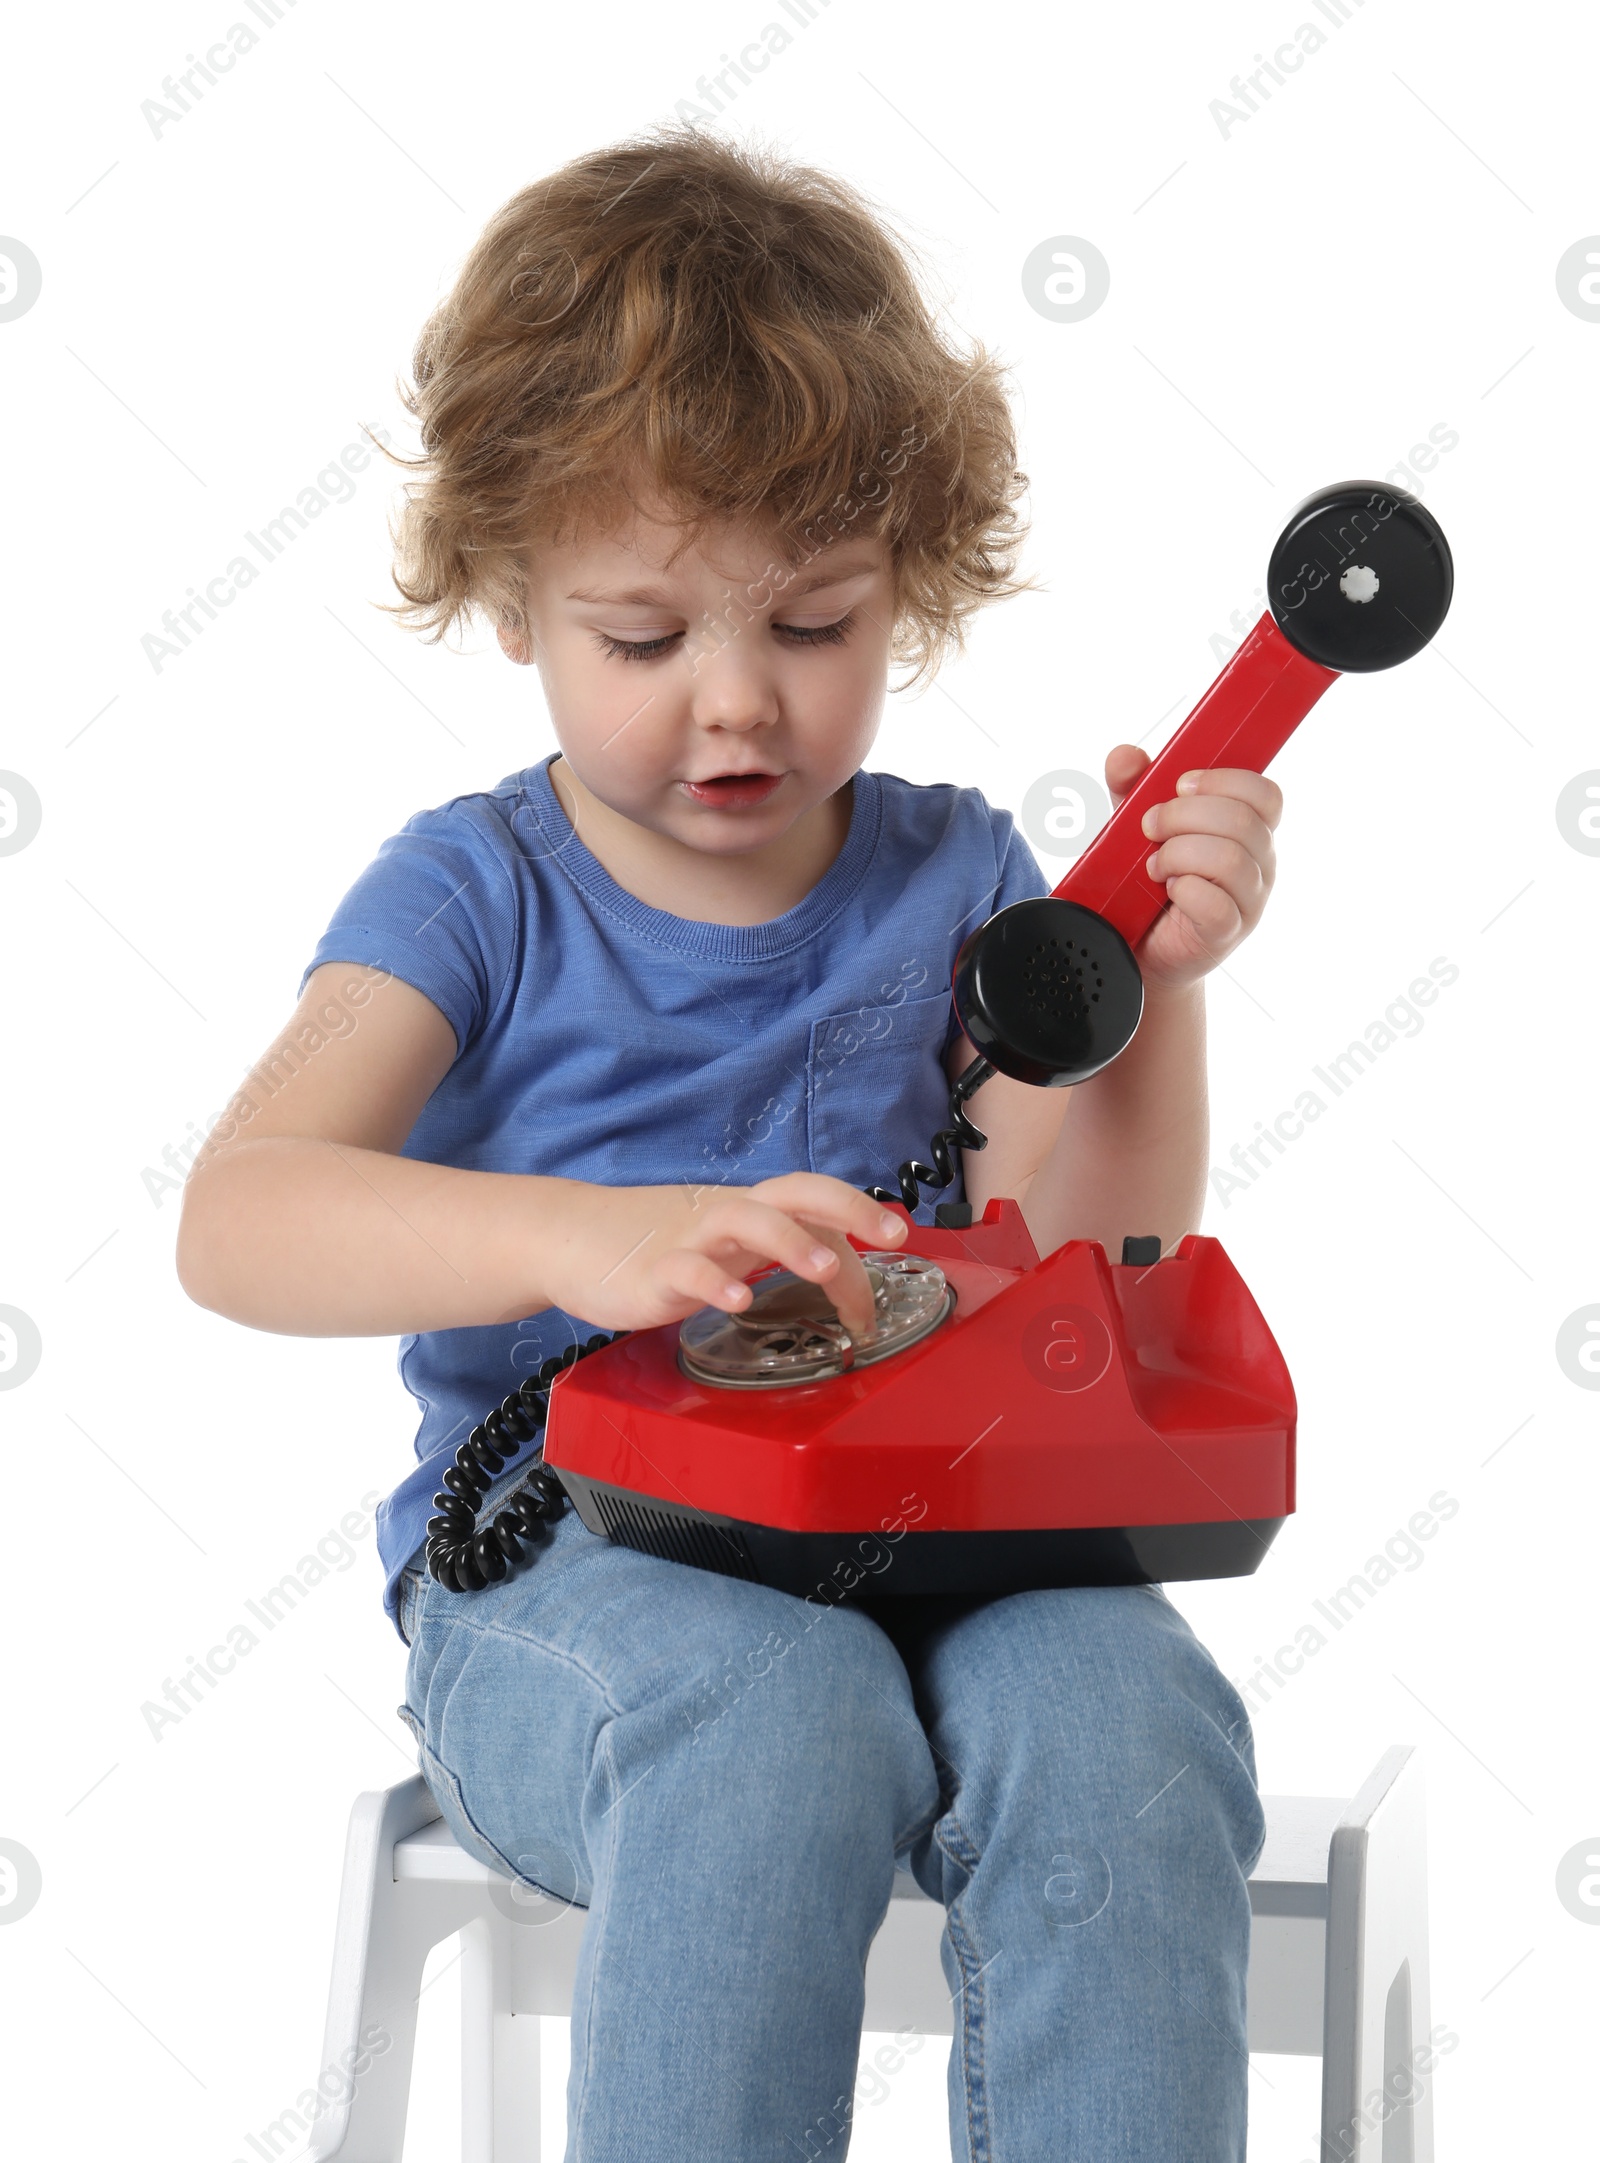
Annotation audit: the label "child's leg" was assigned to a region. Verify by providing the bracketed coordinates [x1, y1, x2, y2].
[868, 1581, 1266, 2163]
[399, 1499, 943, 2161]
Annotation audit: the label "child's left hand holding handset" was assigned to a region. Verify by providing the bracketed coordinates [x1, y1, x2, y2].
[1104, 744, 1283, 995]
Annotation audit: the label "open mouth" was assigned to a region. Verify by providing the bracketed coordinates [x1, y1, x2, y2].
[681, 773, 784, 806]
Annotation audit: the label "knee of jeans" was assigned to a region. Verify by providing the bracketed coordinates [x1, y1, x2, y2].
[1088, 1596, 1267, 1875]
[1063, 1584, 1249, 1736]
[420, 1730, 593, 1909]
[943, 1585, 1265, 1871]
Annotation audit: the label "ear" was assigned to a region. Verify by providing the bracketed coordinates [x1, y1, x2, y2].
[496, 619, 533, 666]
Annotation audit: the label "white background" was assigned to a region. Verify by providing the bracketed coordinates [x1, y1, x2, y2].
[1, 1, 1595, 2155]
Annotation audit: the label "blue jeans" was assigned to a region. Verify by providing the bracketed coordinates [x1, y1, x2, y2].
[395, 1464, 1266, 2162]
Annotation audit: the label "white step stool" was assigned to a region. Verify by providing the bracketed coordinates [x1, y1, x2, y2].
[306, 1743, 1431, 2162]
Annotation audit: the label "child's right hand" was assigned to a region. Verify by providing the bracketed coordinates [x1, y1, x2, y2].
[539, 1172, 909, 1340]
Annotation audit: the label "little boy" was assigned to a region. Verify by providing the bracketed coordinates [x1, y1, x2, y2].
[179, 126, 1283, 2161]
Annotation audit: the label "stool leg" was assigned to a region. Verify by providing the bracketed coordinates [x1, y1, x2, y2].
[309, 1779, 483, 2163]
[461, 1912, 543, 2162]
[1321, 1747, 1434, 2163]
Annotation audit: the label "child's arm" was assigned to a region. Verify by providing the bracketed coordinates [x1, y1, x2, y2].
[176, 963, 902, 1340]
[960, 980, 1207, 1258]
[957, 750, 1281, 1257]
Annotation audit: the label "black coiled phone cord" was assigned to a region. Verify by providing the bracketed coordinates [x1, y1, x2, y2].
[425, 1334, 628, 1591]
[865, 1053, 993, 1215]
[428, 1058, 998, 1592]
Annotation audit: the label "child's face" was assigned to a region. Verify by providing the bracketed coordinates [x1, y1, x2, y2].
[504, 493, 897, 860]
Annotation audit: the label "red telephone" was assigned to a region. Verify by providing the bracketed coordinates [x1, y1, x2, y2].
[427, 481, 1454, 1600]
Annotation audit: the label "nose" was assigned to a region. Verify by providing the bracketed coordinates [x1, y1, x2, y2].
[686, 615, 781, 736]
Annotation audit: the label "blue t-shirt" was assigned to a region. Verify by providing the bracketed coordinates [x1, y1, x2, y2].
[299, 751, 1050, 1636]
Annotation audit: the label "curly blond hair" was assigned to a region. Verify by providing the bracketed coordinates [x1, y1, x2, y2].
[379, 124, 1035, 688]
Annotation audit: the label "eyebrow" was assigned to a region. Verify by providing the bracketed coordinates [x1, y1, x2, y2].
[566, 555, 884, 606]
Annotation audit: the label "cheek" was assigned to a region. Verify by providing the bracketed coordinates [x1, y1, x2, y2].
[547, 638, 667, 733]
[843, 653, 890, 734]
[798, 640, 888, 723]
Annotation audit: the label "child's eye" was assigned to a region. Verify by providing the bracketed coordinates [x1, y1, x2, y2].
[776, 611, 855, 647]
[590, 612, 856, 663]
[592, 630, 681, 662]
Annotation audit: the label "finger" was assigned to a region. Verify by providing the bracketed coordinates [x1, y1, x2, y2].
[693, 1195, 885, 1310]
[1144, 840, 1257, 938]
[689, 1202, 881, 1338]
[1143, 791, 1277, 874]
[1104, 743, 1152, 806]
[801, 1225, 880, 1339]
[751, 1173, 907, 1247]
[1160, 872, 1245, 949]
[1173, 767, 1284, 831]
[1146, 831, 1265, 896]
[660, 1248, 763, 1318]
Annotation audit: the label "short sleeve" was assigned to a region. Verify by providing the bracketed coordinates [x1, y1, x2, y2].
[297, 799, 518, 1058]
[990, 804, 1052, 913]
[939, 795, 1053, 1059]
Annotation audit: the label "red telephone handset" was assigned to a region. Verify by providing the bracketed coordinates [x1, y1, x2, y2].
[945, 480, 1453, 1096]
[1054, 619, 1336, 948]
[428, 482, 1453, 1599]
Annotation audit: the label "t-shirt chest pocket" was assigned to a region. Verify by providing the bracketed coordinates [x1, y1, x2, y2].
[806, 988, 958, 1198]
